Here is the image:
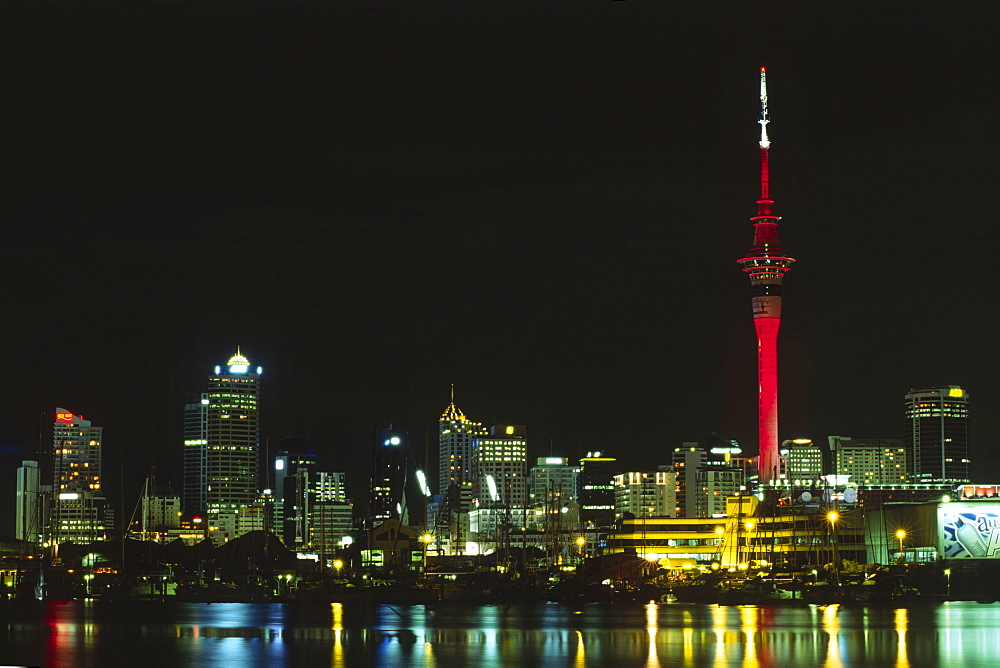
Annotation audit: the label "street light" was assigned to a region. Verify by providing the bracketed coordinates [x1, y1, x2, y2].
[896, 530, 906, 563]
[576, 536, 586, 562]
[420, 533, 433, 572]
[944, 568, 951, 598]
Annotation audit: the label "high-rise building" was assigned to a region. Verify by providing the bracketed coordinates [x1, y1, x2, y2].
[370, 431, 406, 525]
[274, 449, 318, 548]
[694, 464, 742, 518]
[829, 436, 908, 485]
[51, 408, 108, 543]
[578, 453, 618, 528]
[785, 439, 825, 482]
[737, 68, 795, 486]
[183, 350, 262, 537]
[672, 446, 706, 518]
[182, 392, 209, 514]
[473, 425, 528, 509]
[16, 460, 42, 543]
[529, 457, 580, 508]
[905, 386, 971, 483]
[438, 391, 487, 494]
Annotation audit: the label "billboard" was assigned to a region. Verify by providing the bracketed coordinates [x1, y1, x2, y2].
[939, 502, 1000, 559]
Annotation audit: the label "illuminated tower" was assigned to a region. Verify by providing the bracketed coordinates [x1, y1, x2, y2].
[737, 67, 795, 486]
[438, 388, 487, 493]
[184, 349, 262, 530]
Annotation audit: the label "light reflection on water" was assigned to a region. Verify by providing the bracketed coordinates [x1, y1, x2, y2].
[2, 600, 999, 667]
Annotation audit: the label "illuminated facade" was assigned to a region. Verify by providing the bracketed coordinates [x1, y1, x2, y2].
[184, 350, 262, 537]
[737, 68, 794, 485]
[785, 439, 825, 482]
[473, 425, 529, 509]
[673, 446, 707, 517]
[829, 436, 908, 485]
[51, 408, 108, 543]
[529, 457, 580, 507]
[613, 469, 677, 520]
[438, 392, 487, 493]
[905, 386, 971, 483]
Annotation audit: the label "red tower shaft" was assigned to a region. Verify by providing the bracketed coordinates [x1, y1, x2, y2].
[737, 67, 794, 486]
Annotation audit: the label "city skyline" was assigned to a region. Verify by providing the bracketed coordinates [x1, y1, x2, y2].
[3, 4, 1000, 528]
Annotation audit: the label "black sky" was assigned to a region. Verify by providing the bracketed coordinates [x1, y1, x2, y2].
[2, 1, 999, 524]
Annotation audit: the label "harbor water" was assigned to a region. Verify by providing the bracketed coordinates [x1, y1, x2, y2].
[2, 599, 998, 666]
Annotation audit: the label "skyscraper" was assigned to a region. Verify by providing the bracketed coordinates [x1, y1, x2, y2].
[182, 392, 209, 514]
[184, 349, 262, 534]
[578, 453, 618, 528]
[52, 408, 108, 543]
[370, 430, 407, 525]
[737, 67, 795, 486]
[438, 390, 487, 494]
[905, 386, 971, 483]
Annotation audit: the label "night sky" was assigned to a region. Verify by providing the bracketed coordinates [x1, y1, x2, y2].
[3, 2, 998, 527]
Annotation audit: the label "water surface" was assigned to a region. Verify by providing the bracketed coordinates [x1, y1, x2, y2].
[1, 599, 997, 666]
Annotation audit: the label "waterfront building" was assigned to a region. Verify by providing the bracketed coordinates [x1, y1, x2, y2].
[905, 386, 971, 483]
[183, 350, 262, 540]
[737, 67, 795, 486]
[578, 453, 618, 528]
[51, 408, 108, 543]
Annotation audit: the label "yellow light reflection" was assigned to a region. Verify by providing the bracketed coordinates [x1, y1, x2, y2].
[575, 629, 585, 667]
[894, 607, 909, 667]
[821, 604, 843, 668]
[739, 607, 760, 668]
[645, 601, 659, 666]
[331, 602, 343, 667]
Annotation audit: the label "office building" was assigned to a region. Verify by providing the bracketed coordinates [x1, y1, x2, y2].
[183, 349, 262, 538]
[438, 391, 487, 494]
[578, 453, 618, 528]
[785, 439, 825, 482]
[905, 386, 971, 483]
[829, 436, 908, 485]
[473, 425, 528, 509]
[529, 457, 580, 508]
[613, 469, 676, 520]
[370, 431, 406, 525]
